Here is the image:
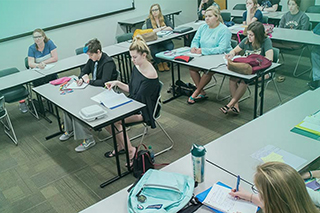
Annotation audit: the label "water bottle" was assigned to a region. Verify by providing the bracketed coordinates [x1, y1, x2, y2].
[148, 146, 155, 163]
[19, 100, 28, 113]
[191, 144, 206, 184]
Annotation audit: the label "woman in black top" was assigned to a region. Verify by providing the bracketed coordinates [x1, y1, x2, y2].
[145, 3, 174, 72]
[104, 35, 160, 165]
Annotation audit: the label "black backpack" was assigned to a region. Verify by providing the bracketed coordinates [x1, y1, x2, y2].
[132, 144, 154, 178]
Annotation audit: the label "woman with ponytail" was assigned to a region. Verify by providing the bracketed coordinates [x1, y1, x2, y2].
[104, 35, 161, 166]
[188, 6, 232, 104]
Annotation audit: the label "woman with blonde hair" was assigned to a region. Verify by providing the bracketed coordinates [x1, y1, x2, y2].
[28, 28, 58, 86]
[104, 35, 161, 166]
[243, 0, 263, 25]
[188, 6, 232, 104]
[230, 162, 319, 213]
[144, 3, 174, 72]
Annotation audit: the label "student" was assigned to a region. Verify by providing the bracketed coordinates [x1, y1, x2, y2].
[308, 22, 320, 90]
[230, 162, 319, 213]
[60, 38, 117, 152]
[243, 0, 263, 25]
[301, 170, 320, 207]
[104, 35, 160, 166]
[145, 4, 174, 72]
[188, 6, 232, 104]
[279, 0, 309, 30]
[223, 21, 273, 114]
[198, 0, 220, 20]
[28, 28, 58, 86]
[257, 0, 280, 12]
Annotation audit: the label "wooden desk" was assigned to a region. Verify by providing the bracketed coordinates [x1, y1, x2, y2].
[33, 82, 145, 187]
[118, 9, 182, 33]
[205, 88, 320, 185]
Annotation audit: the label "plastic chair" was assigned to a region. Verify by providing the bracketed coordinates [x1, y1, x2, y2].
[306, 5, 320, 13]
[126, 81, 174, 157]
[0, 68, 38, 119]
[116, 33, 134, 43]
[262, 16, 269, 24]
[233, 4, 246, 10]
[0, 95, 18, 145]
[75, 47, 84, 55]
[25, 57, 29, 69]
[277, 5, 282, 11]
[221, 12, 231, 22]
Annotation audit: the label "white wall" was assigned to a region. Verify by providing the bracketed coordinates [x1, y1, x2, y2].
[0, 0, 197, 71]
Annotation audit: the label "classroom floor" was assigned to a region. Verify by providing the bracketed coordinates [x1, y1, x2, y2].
[0, 41, 317, 212]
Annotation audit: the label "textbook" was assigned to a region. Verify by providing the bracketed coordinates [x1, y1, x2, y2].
[197, 182, 258, 213]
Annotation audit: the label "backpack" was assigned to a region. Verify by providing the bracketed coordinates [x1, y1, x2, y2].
[227, 54, 272, 75]
[127, 169, 195, 213]
[133, 144, 154, 178]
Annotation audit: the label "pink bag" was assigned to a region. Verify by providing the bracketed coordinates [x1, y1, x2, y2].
[50, 77, 71, 85]
[263, 24, 274, 38]
[230, 54, 272, 74]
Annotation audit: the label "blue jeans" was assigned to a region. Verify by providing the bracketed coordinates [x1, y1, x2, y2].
[150, 40, 174, 64]
[312, 48, 320, 81]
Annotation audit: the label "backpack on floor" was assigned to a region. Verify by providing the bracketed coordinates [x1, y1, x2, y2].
[133, 144, 155, 178]
[128, 169, 195, 213]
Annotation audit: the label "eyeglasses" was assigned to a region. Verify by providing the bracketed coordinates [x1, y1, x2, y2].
[251, 185, 260, 194]
[151, 8, 159, 12]
[33, 36, 42, 39]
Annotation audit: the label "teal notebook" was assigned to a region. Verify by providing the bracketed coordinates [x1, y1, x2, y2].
[290, 127, 320, 141]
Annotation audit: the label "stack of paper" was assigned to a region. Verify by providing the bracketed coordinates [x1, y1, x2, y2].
[201, 183, 258, 213]
[91, 89, 132, 110]
[295, 110, 320, 136]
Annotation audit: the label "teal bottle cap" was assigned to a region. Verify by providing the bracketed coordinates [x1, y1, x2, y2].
[191, 144, 206, 157]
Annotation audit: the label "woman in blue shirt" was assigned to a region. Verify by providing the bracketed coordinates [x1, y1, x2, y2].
[188, 6, 232, 104]
[28, 29, 58, 86]
[243, 0, 263, 25]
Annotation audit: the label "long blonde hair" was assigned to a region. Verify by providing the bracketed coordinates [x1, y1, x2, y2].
[254, 162, 319, 213]
[148, 4, 165, 29]
[205, 5, 223, 23]
[129, 35, 151, 60]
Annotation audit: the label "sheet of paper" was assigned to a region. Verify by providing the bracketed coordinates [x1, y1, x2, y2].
[66, 81, 88, 89]
[32, 63, 56, 71]
[91, 89, 132, 109]
[203, 184, 257, 213]
[251, 145, 307, 170]
[261, 152, 284, 163]
[185, 52, 202, 57]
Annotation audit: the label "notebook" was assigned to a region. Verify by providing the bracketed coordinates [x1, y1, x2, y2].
[197, 182, 258, 213]
[173, 26, 193, 33]
[91, 89, 132, 110]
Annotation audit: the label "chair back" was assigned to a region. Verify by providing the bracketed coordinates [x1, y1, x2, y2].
[153, 81, 163, 120]
[262, 16, 268, 24]
[25, 57, 29, 69]
[75, 47, 84, 55]
[273, 47, 280, 63]
[0, 67, 19, 78]
[231, 39, 238, 49]
[142, 22, 147, 30]
[309, 22, 313, 30]
[221, 12, 231, 22]
[306, 5, 320, 13]
[277, 5, 282, 11]
[233, 4, 246, 10]
[116, 33, 134, 43]
[0, 95, 6, 117]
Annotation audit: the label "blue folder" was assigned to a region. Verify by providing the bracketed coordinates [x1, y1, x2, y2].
[290, 127, 320, 141]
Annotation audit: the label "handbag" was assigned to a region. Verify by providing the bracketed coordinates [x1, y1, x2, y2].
[227, 54, 272, 75]
[263, 23, 274, 38]
[133, 144, 155, 178]
[133, 29, 158, 42]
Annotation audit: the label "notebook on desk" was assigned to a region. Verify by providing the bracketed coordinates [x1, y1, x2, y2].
[173, 26, 193, 33]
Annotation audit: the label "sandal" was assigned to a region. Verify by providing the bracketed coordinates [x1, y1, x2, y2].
[219, 105, 230, 114]
[276, 75, 285, 83]
[195, 94, 208, 102]
[104, 149, 126, 158]
[187, 96, 196, 104]
[231, 106, 240, 115]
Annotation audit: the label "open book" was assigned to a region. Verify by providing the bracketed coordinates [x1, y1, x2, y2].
[91, 89, 132, 110]
[201, 183, 258, 213]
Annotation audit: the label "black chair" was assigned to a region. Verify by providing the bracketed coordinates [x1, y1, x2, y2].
[221, 12, 231, 22]
[233, 4, 246, 10]
[306, 5, 320, 13]
[262, 16, 269, 24]
[25, 57, 29, 69]
[277, 5, 282, 11]
[0, 68, 38, 119]
[75, 47, 84, 55]
[0, 95, 18, 145]
[116, 33, 134, 43]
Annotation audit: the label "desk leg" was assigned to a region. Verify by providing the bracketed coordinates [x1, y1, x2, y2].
[260, 74, 265, 116]
[100, 122, 131, 188]
[45, 105, 64, 140]
[163, 62, 182, 104]
[36, 93, 52, 123]
[253, 78, 259, 119]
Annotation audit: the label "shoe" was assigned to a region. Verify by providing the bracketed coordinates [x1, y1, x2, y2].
[231, 106, 240, 115]
[59, 131, 74, 141]
[219, 105, 230, 114]
[104, 149, 126, 158]
[195, 94, 208, 102]
[308, 81, 320, 90]
[187, 96, 196, 104]
[157, 62, 164, 72]
[276, 75, 285, 83]
[75, 138, 96, 152]
[163, 62, 170, 71]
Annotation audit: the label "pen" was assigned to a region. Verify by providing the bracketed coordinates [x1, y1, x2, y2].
[236, 175, 240, 192]
[73, 78, 78, 81]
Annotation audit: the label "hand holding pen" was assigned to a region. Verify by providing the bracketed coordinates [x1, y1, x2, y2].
[104, 81, 117, 90]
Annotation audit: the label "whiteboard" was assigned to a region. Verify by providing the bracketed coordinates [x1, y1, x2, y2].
[0, 0, 134, 42]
